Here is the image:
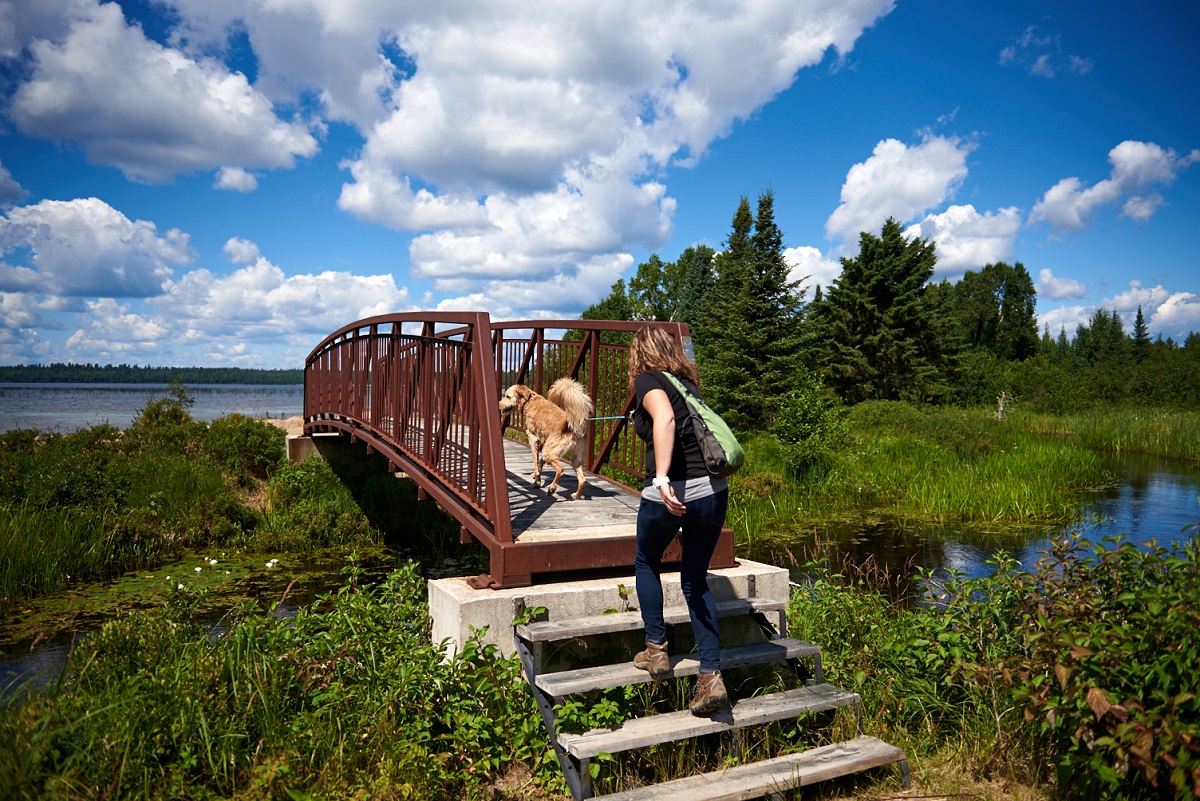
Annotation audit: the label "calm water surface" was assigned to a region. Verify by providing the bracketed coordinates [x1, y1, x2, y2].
[0, 383, 303, 432]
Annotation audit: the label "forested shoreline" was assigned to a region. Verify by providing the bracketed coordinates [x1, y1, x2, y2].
[0, 363, 303, 385]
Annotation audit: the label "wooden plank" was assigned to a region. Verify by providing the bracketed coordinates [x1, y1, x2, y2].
[596, 736, 906, 801]
[516, 598, 786, 643]
[536, 639, 821, 696]
[559, 684, 860, 759]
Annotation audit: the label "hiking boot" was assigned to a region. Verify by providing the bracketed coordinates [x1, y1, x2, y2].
[633, 640, 670, 680]
[689, 670, 728, 715]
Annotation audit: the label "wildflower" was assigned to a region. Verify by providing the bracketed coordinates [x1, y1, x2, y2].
[209, 559, 218, 565]
[195, 567, 202, 572]
[177, 583, 184, 590]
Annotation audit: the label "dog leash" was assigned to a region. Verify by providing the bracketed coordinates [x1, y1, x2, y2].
[586, 415, 627, 421]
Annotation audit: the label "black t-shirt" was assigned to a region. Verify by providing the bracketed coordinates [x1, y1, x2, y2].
[633, 370, 707, 482]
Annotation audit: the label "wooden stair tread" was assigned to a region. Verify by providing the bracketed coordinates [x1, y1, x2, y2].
[516, 598, 784, 643]
[595, 736, 906, 801]
[536, 638, 821, 697]
[559, 683, 860, 759]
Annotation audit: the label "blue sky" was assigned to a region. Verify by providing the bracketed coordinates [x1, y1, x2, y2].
[0, 0, 1197, 368]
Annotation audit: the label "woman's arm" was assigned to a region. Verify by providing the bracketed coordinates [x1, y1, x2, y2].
[642, 387, 685, 515]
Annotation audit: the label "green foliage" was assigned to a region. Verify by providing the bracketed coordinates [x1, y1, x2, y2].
[805, 218, 956, 405]
[768, 371, 847, 475]
[988, 535, 1200, 799]
[0, 362, 302, 384]
[788, 534, 1200, 799]
[696, 190, 805, 431]
[203, 412, 286, 484]
[936, 261, 1039, 361]
[0, 563, 558, 799]
[262, 457, 380, 550]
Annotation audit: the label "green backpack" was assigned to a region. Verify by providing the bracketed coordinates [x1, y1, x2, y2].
[662, 373, 745, 478]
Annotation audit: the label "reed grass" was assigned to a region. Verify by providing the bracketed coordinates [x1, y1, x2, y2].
[1018, 407, 1200, 464]
[726, 403, 1123, 553]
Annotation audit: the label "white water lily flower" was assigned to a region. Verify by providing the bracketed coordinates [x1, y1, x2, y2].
[177, 584, 184, 590]
[209, 559, 218, 565]
[195, 567, 202, 572]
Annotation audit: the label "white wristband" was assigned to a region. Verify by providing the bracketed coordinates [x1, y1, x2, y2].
[652, 476, 670, 489]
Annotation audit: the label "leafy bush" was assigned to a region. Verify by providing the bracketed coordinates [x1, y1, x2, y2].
[203, 413, 286, 484]
[986, 534, 1200, 799]
[769, 372, 847, 475]
[0, 564, 556, 799]
[126, 378, 207, 450]
[789, 533, 1200, 799]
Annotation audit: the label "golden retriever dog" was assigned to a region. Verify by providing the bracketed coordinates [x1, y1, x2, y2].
[498, 377, 594, 500]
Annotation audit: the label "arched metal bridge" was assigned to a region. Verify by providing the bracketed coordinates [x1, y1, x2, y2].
[304, 312, 735, 589]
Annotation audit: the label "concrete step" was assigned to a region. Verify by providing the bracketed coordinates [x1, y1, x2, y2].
[559, 683, 860, 760]
[516, 597, 785, 643]
[595, 736, 907, 801]
[536, 638, 821, 697]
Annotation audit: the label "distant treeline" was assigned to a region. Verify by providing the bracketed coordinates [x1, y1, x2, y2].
[0, 363, 303, 385]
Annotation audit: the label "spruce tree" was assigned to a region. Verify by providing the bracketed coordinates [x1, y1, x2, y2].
[675, 245, 716, 328]
[1133, 305, 1151, 362]
[696, 197, 757, 429]
[804, 218, 953, 403]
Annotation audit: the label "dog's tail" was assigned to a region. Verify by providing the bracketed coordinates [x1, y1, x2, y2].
[547, 377, 594, 439]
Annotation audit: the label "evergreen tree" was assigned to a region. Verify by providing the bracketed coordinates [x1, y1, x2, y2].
[675, 245, 716, 328]
[695, 196, 757, 428]
[1133, 305, 1151, 362]
[804, 218, 954, 404]
[695, 191, 805, 430]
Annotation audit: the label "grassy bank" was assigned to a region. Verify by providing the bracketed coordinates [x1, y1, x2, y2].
[0, 384, 396, 602]
[4, 534, 1196, 800]
[727, 402, 1123, 552]
[1017, 408, 1200, 464]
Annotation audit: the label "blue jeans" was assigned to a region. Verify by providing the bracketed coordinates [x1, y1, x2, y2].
[634, 489, 729, 672]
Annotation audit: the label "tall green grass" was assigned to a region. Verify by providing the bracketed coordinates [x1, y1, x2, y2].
[1019, 408, 1200, 464]
[0, 392, 392, 601]
[727, 403, 1119, 552]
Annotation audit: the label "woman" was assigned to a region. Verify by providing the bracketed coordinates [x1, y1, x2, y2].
[627, 325, 730, 715]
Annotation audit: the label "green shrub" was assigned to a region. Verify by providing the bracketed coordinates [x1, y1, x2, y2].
[203, 413, 286, 484]
[0, 564, 556, 800]
[769, 372, 847, 475]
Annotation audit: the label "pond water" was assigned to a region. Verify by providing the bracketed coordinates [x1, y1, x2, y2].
[754, 452, 1199, 593]
[0, 383, 303, 432]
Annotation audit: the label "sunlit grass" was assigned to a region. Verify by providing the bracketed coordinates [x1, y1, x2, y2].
[1018, 407, 1200, 464]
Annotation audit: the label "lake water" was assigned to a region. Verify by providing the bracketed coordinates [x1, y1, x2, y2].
[0, 383, 304, 432]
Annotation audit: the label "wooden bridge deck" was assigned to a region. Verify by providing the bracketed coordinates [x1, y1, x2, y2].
[503, 438, 642, 543]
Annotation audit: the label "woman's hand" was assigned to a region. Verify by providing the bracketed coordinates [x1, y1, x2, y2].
[658, 481, 686, 516]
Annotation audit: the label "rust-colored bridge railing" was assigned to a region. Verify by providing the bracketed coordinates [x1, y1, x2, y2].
[304, 313, 706, 588]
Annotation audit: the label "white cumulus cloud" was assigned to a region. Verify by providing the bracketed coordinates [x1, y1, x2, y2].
[783, 246, 840, 299]
[904, 204, 1022, 275]
[1036, 268, 1088, 301]
[0, 197, 194, 297]
[825, 135, 975, 244]
[1030, 140, 1200, 232]
[215, 167, 259, 192]
[8, 1, 318, 183]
